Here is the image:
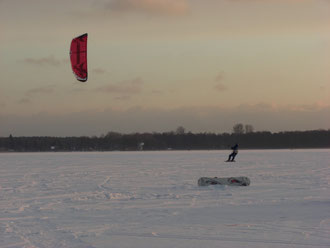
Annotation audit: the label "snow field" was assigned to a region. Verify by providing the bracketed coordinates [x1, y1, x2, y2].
[0, 150, 329, 248]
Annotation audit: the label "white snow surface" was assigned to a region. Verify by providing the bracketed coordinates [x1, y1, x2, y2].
[0, 149, 329, 248]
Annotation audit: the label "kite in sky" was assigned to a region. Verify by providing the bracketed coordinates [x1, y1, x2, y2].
[70, 33, 88, 82]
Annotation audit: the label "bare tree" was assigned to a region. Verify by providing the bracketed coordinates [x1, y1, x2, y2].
[176, 126, 186, 134]
[245, 124, 254, 133]
[233, 123, 244, 134]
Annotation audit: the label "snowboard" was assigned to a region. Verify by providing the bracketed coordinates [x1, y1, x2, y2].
[198, 176, 250, 186]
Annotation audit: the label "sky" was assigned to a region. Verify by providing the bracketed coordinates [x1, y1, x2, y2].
[1, 0, 330, 136]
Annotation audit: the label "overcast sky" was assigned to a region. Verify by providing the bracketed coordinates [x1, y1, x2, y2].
[1, 0, 329, 136]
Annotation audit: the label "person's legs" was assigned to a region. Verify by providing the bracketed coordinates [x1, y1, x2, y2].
[231, 152, 237, 161]
[227, 152, 234, 161]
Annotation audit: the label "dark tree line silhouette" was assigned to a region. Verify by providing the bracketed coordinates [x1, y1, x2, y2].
[0, 129, 329, 152]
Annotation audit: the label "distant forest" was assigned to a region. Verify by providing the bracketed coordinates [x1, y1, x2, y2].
[1, 128, 329, 152]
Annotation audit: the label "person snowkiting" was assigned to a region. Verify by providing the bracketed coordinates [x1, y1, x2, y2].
[227, 143, 238, 162]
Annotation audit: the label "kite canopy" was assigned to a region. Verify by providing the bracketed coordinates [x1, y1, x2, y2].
[70, 33, 88, 82]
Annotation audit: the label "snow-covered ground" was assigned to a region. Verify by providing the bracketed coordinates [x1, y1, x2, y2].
[0, 150, 329, 248]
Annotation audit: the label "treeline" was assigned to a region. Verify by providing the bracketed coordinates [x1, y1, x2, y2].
[0, 130, 329, 152]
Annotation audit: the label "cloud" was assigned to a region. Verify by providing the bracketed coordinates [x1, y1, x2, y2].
[114, 95, 131, 101]
[151, 89, 163, 94]
[1, 103, 329, 136]
[18, 98, 32, 104]
[215, 73, 224, 82]
[214, 72, 228, 92]
[238, 102, 330, 113]
[95, 77, 144, 95]
[26, 85, 56, 96]
[227, 0, 313, 2]
[92, 68, 106, 74]
[21, 85, 56, 105]
[21, 55, 61, 67]
[214, 84, 227, 91]
[105, 0, 189, 16]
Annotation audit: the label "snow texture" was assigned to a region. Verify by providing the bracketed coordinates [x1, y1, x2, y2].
[0, 150, 329, 248]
